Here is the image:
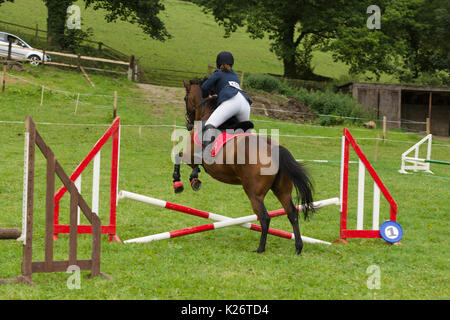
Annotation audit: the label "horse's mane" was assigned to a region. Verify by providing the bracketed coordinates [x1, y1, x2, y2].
[201, 95, 218, 109]
[188, 77, 218, 112]
[189, 77, 208, 86]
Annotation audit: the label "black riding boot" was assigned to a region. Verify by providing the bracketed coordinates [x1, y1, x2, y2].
[202, 124, 217, 149]
[195, 124, 217, 163]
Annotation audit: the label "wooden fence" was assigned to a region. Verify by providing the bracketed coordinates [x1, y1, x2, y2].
[0, 41, 137, 86]
[139, 63, 245, 88]
[0, 19, 129, 61]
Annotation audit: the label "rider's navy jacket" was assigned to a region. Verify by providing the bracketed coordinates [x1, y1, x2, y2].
[201, 69, 252, 105]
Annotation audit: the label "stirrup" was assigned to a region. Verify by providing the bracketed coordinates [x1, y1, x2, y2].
[197, 124, 217, 162]
[201, 124, 217, 150]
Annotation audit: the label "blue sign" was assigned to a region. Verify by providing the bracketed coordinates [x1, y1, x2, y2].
[380, 221, 403, 243]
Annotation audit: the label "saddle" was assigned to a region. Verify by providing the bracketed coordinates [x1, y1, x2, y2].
[217, 117, 254, 132]
[194, 117, 255, 157]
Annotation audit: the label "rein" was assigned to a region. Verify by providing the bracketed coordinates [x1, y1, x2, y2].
[185, 85, 216, 128]
[199, 96, 217, 119]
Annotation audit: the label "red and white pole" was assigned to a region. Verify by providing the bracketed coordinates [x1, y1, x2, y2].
[119, 191, 338, 245]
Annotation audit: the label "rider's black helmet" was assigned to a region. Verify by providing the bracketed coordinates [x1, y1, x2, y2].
[216, 51, 234, 69]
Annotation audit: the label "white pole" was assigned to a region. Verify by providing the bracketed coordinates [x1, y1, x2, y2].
[92, 152, 101, 216]
[426, 134, 433, 173]
[116, 124, 121, 206]
[75, 176, 82, 224]
[372, 183, 380, 230]
[339, 136, 345, 213]
[414, 144, 419, 172]
[17, 132, 30, 244]
[357, 159, 365, 230]
[40, 85, 44, 107]
[118, 191, 166, 208]
[74, 93, 80, 115]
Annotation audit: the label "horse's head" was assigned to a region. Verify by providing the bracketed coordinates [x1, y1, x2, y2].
[183, 78, 217, 131]
[183, 80, 202, 131]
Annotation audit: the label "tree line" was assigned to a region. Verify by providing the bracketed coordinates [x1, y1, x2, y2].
[1, 0, 448, 84]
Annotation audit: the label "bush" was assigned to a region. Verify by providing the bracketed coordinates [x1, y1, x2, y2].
[293, 88, 371, 125]
[244, 74, 291, 95]
[244, 73, 279, 92]
[244, 73, 372, 125]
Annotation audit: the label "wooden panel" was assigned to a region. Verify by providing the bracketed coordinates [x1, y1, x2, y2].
[31, 260, 92, 273]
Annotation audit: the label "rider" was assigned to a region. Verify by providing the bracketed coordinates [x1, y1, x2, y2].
[200, 51, 252, 149]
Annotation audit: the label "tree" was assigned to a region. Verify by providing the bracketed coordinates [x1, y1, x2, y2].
[1, 0, 170, 48]
[399, 0, 449, 79]
[328, 0, 449, 82]
[194, 0, 448, 83]
[193, 0, 371, 79]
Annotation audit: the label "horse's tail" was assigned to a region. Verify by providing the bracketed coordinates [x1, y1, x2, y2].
[276, 145, 315, 220]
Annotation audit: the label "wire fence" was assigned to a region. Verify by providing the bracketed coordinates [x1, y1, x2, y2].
[2, 71, 425, 127]
[2, 71, 447, 148]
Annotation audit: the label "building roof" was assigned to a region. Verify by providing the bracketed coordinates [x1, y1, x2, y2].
[339, 82, 450, 93]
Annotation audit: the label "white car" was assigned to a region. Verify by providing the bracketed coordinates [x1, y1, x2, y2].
[0, 32, 51, 66]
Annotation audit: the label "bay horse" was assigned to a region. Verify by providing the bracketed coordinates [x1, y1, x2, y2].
[172, 79, 315, 254]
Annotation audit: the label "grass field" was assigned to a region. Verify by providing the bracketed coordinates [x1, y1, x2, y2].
[0, 65, 448, 300]
[0, 0, 355, 79]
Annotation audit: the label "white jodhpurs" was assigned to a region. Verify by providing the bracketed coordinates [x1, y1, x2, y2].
[205, 92, 250, 128]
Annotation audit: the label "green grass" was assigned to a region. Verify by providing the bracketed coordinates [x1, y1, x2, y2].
[0, 65, 449, 299]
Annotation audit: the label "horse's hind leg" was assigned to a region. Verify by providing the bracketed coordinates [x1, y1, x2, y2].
[272, 181, 303, 255]
[248, 196, 271, 253]
[189, 166, 202, 191]
[172, 152, 184, 193]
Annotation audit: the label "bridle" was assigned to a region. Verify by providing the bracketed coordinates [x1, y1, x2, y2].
[184, 86, 196, 130]
[184, 81, 216, 130]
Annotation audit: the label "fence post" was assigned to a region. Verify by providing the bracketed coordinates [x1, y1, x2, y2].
[7, 40, 12, 60]
[128, 55, 135, 82]
[134, 62, 139, 82]
[374, 134, 380, 162]
[77, 54, 81, 71]
[382, 116, 387, 143]
[40, 86, 44, 107]
[113, 91, 118, 118]
[427, 92, 432, 134]
[1, 62, 6, 92]
[35, 24, 39, 43]
[207, 63, 214, 75]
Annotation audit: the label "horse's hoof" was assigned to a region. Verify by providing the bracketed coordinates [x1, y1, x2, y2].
[253, 248, 265, 254]
[190, 178, 202, 191]
[173, 181, 184, 194]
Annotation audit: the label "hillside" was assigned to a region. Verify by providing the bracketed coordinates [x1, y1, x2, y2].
[0, 0, 352, 78]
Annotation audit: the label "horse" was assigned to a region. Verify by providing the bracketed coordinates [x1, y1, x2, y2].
[171, 79, 315, 254]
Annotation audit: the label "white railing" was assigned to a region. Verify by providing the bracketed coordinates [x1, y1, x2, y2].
[398, 134, 432, 174]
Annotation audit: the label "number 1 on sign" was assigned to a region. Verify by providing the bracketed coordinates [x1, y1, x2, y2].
[387, 227, 398, 238]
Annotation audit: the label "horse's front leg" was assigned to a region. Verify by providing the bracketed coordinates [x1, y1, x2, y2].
[189, 166, 202, 191]
[172, 151, 184, 193]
